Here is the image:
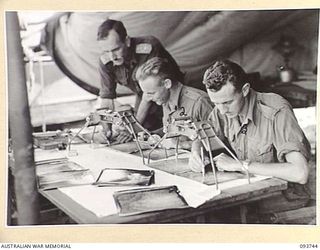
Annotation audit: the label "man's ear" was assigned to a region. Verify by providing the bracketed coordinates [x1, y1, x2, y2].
[125, 36, 131, 47]
[163, 79, 172, 89]
[242, 83, 250, 97]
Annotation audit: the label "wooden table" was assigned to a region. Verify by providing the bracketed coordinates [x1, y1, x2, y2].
[40, 178, 286, 224]
[37, 143, 288, 224]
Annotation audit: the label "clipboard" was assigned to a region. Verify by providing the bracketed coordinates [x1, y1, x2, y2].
[94, 168, 155, 187]
[113, 185, 189, 216]
[36, 160, 95, 190]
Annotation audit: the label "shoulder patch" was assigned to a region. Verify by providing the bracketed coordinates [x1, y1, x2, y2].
[100, 54, 110, 65]
[256, 92, 291, 120]
[182, 87, 205, 101]
[183, 90, 200, 101]
[136, 43, 152, 54]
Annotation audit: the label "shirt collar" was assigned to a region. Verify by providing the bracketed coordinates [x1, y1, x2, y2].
[241, 88, 257, 126]
[167, 82, 183, 111]
[123, 38, 137, 68]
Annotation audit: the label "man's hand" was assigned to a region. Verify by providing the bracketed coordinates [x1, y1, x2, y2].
[188, 150, 204, 172]
[213, 153, 243, 172]
[136, 97, 153, 125]
[188, 150, 211, 172]
[116, 130, 133, 144]
[93, 131, 112, 144]
[188, 140, 203, 172]
[100, 121, 112, 139]
[188, 140, 210, 172]
[160, 137, 192, 150]
[99, 98, 115, 139]
[160, 138, 177, 149]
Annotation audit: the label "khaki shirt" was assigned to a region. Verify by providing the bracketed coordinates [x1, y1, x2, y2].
[162, 82, 214, 126]
[208, 89, 310, 162]
[98, 36, 184, 100]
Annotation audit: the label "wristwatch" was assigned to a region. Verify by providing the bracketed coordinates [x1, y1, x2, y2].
[242, 159, 251, 171]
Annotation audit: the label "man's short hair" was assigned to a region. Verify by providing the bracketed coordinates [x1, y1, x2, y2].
[97, 19, 127, 41]
[202, 60, 247, 91]
[135, 57, 181, 83]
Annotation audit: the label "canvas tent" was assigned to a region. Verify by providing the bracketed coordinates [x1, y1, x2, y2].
[22, 10, 318, 127]
[8, 10, 318, 225]
[41, 10, 318, 93]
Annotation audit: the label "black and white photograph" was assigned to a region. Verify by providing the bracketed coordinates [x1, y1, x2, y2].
[6, 9, 318, 228]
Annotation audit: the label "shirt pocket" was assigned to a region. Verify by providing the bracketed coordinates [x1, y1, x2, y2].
[254, 143, 275, 163]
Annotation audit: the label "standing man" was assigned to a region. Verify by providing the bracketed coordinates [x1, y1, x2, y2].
[135, 57, 214, 147]
[97, 19, 184, 143]
[189, 59, 310, 185]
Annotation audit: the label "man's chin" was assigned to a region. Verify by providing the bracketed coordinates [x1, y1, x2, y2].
[155, 101, 164, 105]
[112, 60, 124, 66]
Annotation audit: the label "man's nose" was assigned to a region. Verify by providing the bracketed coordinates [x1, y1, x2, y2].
[109, 51, 117, 60]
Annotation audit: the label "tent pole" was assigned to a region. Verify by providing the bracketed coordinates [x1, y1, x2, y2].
[6, 11, 40, 225]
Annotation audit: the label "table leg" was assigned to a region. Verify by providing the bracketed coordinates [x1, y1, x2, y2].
[240, 205, 248, 224]
[195, 214, 206, 223]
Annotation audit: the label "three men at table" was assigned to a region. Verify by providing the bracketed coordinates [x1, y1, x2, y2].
[96, 19, 310, 186]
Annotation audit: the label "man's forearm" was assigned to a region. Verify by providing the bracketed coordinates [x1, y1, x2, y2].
[193, 143, 309, 184]
[100, 98, 115, 110]
[246, 151, 309, 184]
[135, 99, 152, 124]
[247, 161, 308, 184]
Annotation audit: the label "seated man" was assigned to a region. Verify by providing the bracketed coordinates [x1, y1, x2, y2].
[135, 57, 214, 147]
[189, 59, 310, 186]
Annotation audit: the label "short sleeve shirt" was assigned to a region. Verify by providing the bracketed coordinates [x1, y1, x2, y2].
[162, 83, 214, 126]
[98, 36, 184, 99]
[208, 89, 311, 163]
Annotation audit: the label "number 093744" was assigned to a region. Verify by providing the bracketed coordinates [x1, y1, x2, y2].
[300, 244, 318, 248]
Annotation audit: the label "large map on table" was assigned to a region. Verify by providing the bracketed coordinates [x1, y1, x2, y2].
[36, 144, 270, 218]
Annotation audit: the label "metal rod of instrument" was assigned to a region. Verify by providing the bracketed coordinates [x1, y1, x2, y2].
[147, 133, 167, 164]
[164, 148, 168, 159]
[200, 146, 205, 183]
[130, 113, 169, 154]
[123, 115, 146, 165]
[213, 132, 250, 184]
[68, 119, 90, 151]
[216, 136, 241, 164]
[130, 113, 153, 137]
[90, 125, 96, 144]
[175, 136, 180, 161]
[199, 123, 219, 190]
[204, 138, 219, 190]
[202, 122, 251, 184]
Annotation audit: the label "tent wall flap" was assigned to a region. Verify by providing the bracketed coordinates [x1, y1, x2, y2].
[41, 10, 319, 94]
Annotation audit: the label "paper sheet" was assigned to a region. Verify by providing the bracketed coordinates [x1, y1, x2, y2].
[34, 148, 67, 163]
[57, 145, 218, 216]
[57, 145, 270, 217]
[60, 166, 220, 217]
